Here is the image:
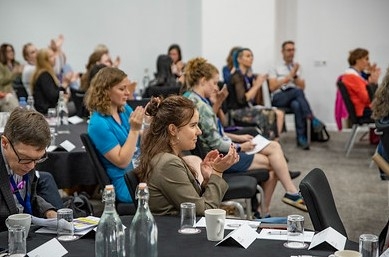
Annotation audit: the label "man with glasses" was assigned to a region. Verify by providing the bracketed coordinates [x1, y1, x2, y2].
[268, 41, 322, 150]
[0, 108, 58, 231]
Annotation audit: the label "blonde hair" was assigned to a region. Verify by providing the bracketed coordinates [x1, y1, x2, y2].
[183, 57, 218, 92]
[31, 48, 59, 93]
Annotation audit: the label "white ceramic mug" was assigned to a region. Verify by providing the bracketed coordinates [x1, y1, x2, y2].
[333, 250, 362, 257]
[5, 213, 31, 239]
[204, 209, 226, 241]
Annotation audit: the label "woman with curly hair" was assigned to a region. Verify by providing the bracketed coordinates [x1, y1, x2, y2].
[85, 67, 144, 203]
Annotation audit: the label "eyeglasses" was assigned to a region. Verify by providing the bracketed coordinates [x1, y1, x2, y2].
[284, 48, 295, 52]
[7, 138, 48, 164]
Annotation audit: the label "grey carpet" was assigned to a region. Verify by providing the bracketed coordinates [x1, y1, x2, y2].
[271, 129, 388, 242]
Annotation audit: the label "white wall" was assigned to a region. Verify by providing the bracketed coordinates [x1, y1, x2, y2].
[1, 0, 388, 130]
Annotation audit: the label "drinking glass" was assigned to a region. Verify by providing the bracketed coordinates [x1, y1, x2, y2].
[47, 108, 57, 127]
[359, 234, 379, 257]
[57, 208, 79, 241]
[283, 214, 307, 249]
[8, 225, 26, 256]
[178, 202, 201, 234]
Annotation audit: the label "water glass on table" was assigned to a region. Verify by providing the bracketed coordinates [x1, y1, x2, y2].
[359, 234, 379, 257]
[178, 202, 201, 234]
[283, 214, 307, 249]
[8, 225, 26, 257]
[57, 208, 79, 241]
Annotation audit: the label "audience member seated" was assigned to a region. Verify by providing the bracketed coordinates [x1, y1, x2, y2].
[371, 66, 389, 180]
[0, 108, 57, 232]
[31, 48, 70, 114]
[227, 47, 285, 140]
[222, 46, 240, 85]
[182, 57, 307, 216]
[85, 67, 145, 203]
[168, 44, 185, 78]
[21, 43, 38, 96]
[134, 96, 238, 215]
[94, 43, 121, 68]
[340, 48, 381, 122]
[268, 40, 322, 150]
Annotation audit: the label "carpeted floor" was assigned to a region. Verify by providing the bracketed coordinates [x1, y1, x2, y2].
[271, 129, 388, 242]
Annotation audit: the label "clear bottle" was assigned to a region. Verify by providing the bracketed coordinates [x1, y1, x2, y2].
[140, 68, 150, 98]
[56, 91, 69, 134]
[129, 183, 158, 257]
[18, 97, 27, 109]
[26, 95, 35, 110]
[95, 185, 125, 257]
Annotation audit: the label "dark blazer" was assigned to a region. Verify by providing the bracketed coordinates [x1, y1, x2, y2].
[0, 148, 55, 232]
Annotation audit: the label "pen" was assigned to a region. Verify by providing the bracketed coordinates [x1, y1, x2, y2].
[267, 230, 287, 235]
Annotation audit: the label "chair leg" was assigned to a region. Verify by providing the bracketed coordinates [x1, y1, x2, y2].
[221, 201, 245, 219]
[345, 125, 358, 157]
[306, 119, 311, 145]
[245, 199, 253, 220]
[256, 185, 266, 219]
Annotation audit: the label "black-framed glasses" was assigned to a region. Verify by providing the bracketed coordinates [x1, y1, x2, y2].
[7, 138, 48, 164]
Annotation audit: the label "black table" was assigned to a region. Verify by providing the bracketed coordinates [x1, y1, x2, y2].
[36, 123, 98, 189]
[0, 216, 358, 257]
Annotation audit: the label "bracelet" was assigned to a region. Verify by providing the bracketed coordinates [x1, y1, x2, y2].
[212, 167, 223, 174]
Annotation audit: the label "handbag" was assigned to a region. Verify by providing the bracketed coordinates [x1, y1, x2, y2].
[311, 121, 330, 142]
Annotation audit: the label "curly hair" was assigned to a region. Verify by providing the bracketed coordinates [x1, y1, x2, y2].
[372, 67, 389, 120]
[182, 57, 218, 92]
[134, 95, 197, 182]
[84, 67, 127, 115]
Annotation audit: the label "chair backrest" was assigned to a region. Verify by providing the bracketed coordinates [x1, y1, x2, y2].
[142, 85, 181, 98]
[299, 168, 348, 238]
[337, 79, 358, 124]
[80, 133, 111, 189]
[70, 88, 89, 118]
[124, 171, 139, 208]
[127, 98, 151, 109]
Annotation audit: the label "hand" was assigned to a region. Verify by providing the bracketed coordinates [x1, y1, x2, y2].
[129, 106, 145, 131]
[369, 67, 381, 84]
[210, 84, 228, 106]
[240, 141, 256, 152]
[291, 63, 300, 74]
[253, 74, 267, 88]
[127, 80, 137, 96]
[113, 56, 121, 68]
[45, 210, 57, 219]
[236, 134, 253, 143]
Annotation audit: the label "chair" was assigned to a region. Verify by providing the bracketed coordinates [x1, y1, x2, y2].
[80, 133, 136, 215]
[142, 85, 181, 98]
[127, 98, 151, 109]
[70, 88, 89, 118]
[337, 79, 375, 157]
[299, 168, 348, 238]
[124, 171, 139, 208]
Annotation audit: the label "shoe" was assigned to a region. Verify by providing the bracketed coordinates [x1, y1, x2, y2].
[252, 211, 271, 219]
[297, 136, 310, 150]
[282, 193, 308, 212]
[312, 117, 324, 133]
[289, 171, 301, 179]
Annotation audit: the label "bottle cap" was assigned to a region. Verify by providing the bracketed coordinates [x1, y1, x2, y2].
[105, 184, 114, 191]
[138, 183, 147, 190]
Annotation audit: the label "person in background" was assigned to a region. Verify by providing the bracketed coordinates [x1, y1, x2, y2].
[222, 46, 240, 85]
[168, 44, 185, 78]
[182, 57, 307, 216]
[85, 67, 144, 203]
[268, 41, 322, 150]
[148, 55, 177, 87]
[0, 108, 57, 232]
[31, 48, 70, 114]
[228, 47, 285, 140]
[94, 44, 121, 68]
[21, 43, 38, 96]
[0, 43, 23, 111]
[134, 96, 239, 215]
[341, 48, 381, 121]
[371, 66, 389, 180]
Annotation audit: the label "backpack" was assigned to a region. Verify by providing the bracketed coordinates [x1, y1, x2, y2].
[62, 192, 94, 218]
[311, 121, 330, 142]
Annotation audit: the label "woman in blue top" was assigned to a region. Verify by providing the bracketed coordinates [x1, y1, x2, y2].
[85, 67, 144, 203]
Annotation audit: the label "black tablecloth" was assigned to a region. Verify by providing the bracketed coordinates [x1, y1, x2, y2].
[0, 216, 358, 257]
[35, 123, 98, 189]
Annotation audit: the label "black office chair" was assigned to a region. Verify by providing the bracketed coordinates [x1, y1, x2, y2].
[124, 171, 139, 208]
[80, 133, 136, 215]
[337, 79, 375, 157]
[70, 88, 89, 118]
[299, 168, 348, 238]
[142, 85, 181, 98]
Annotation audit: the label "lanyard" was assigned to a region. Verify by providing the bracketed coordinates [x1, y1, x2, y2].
[9, 174, 32, 214]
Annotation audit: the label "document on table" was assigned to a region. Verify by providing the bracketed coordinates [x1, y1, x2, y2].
[245, 135, 271, 155]
[257, 228, 315, 241]
[196, 217, 260, 230]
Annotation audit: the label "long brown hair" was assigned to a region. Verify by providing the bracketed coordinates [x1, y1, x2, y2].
[134, 95, 197, 182]
[31, 48, 59, 93]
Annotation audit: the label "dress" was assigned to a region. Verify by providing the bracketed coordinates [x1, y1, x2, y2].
[0, 148, 55, 232]
[268, 63, 313, 138]
[33, 71, 62, 114]
[147, 152, 228, 216]
[184, 91, 256, 173]
[88, 104, 134, 203]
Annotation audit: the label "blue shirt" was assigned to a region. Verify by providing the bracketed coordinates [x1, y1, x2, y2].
[88, 104, 134, 203]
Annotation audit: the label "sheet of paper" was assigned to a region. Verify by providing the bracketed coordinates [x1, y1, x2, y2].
[60, 140, 76, 152]
[216, 224, 258, 249]
[308, 227, 346, 251]
[257, 228, 315, 241]
[27, 238, 68, 257]
[381, 247, 389, 257]
[68, 116, 84, 124]
[47, 145, 58, 152]
[245, 135, 271, 155]
[196, 217, 260, 230]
